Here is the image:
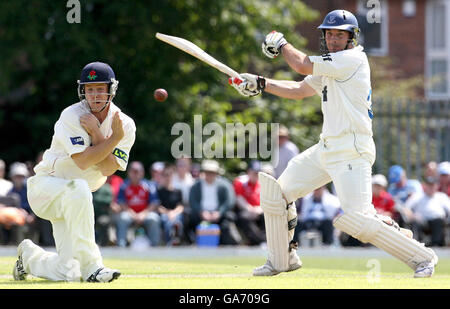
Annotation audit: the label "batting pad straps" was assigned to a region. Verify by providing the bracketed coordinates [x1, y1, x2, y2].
[333, 211, 438, 270]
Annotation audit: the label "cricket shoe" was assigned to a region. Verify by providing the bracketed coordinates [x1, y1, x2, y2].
[86, 267, 121, 282]
[13, 239, 33, 281]
[253, 250, 302, 276]
[414, 261, 435, 278]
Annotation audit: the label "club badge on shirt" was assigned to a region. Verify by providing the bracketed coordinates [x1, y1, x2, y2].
[70, 136, 85, 145]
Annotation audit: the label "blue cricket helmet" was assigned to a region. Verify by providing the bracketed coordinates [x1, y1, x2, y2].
[77, 61, 119, 111]
[318, 10, 360, 52]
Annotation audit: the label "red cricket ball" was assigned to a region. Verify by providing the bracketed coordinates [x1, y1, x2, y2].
[154, 88, 168, 102]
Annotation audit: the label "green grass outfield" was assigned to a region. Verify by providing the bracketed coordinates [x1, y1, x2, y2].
[0, 250, 449, 289]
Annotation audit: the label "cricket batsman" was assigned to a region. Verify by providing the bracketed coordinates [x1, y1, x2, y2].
[13, 62, 136, 282]
[229, 10, 437, 278]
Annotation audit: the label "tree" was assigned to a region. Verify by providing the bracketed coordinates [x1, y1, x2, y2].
[0, 0, 320, 176]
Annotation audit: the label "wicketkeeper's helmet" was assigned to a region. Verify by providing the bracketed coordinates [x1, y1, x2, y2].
[318, 9, 360, 53]
[77, 61, 119, 112]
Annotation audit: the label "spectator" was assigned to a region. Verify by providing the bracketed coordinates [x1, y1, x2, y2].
[0, 159, 13, 196]
[233, 160, 265, 246]
[272, 125, 299, 179]
[158, 165, 184, 246]
[7, 162, 38, 244]
[387, 165, 423, 204]
[372, 174, 397, 220]
[172, 157, 195, 207]
[295, 186, 341, 246]
[438, 161, 450, 196]
[92, 182, 113, 246]
[114, 161, 161, 247]
[150, 161, 165, 186]
[0, 195, 26, 245]
[190, 162, 202, 179]
[189, 160, 241, 245]
[405, 176, 450, 247]
[424, 161, 439, 179]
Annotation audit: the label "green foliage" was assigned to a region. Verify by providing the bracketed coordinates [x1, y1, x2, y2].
[0, 0, 320, 174]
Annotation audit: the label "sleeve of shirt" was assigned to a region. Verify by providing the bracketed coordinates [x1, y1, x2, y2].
[54, 109, 90, 156]
[303, 75, 323, 96]
[112, 116, 136, 171]
[308, 51, 362, 80]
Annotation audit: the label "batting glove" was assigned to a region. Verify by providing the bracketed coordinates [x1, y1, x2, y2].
[262, 31, 288, 59]
[228, 73, 266, 97]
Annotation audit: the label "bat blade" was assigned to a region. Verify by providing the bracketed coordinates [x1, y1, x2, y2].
[156, 32, 240, 78]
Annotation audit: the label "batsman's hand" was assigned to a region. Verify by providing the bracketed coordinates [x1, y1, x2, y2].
[262, 31, 288, 59]
[228, 73, 266, 97]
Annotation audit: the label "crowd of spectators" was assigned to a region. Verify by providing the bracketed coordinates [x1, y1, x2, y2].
[0, 127, 449, 249]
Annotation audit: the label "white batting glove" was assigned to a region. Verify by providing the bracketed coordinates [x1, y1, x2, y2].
[262, 31, 288, 59]
[228, 73, 266, 97]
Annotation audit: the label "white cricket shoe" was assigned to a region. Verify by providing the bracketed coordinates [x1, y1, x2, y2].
[13, 239, 34, 281]
[253, 250, 302, 276]
[414, 261, 435, 278]
[86, 267, 121, 282]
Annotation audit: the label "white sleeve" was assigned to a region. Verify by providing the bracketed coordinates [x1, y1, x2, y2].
[309, 51, 362, 80]
[54, 109, 90, 156]
[303, 75, 322, 95]
[112, 117, 136, 171]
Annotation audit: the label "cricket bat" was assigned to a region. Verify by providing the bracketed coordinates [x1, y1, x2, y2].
[156, 32, 240, 78]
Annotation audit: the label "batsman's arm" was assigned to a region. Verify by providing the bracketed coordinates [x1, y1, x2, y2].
[264, 79, 317, 100]
[281, 44, 313, 76]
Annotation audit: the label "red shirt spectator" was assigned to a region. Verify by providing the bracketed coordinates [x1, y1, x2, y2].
[233, 174, 260, 207]
[117, 180, 159, 213]
[373, 190, 395, 216]
[372, 174, 396, 219]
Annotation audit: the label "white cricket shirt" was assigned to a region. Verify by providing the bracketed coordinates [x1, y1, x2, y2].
[304, 45, 373, 139]
[34, 101, 136, 192]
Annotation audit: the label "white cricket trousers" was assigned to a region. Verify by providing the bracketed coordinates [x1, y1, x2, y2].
[278, 133, 376, 213]
[24, 175, 103, 281]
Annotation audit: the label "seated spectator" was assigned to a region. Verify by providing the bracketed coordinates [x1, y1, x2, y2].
[424, 161, 439, 179]
[92, 182, 113, 246]
[388, 165, 423, 203]
[233, 160, 265, 246]
[295, 186, 341, 246]
[0, 195, 26, 245]
[150, 161, 165, 186]
[172, 157, 195, 207]
[114, 161, 161, 247]
[158, 165, 184, 246]
[438, 161, 450, 196]
[0, 159, 13, 196]
[404, 176, 450, 246]
[189, 160, 241, 245]
[6, 162, 38, 244]
[372, 174, 398, 220]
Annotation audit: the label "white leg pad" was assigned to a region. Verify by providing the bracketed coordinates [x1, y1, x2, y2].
[259, 172, 296, 271]
[333, 211, 438, 270]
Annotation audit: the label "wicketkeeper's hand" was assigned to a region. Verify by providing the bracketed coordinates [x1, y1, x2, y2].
[262, 31, 288, 59]
[228, 73, 266, 97]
